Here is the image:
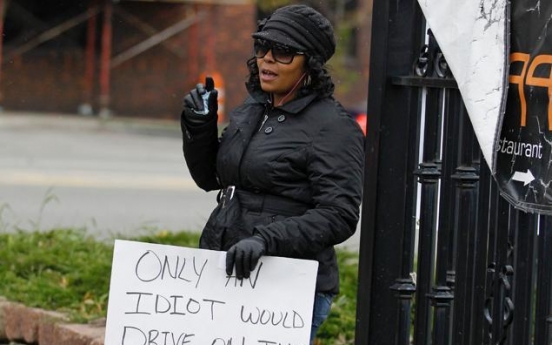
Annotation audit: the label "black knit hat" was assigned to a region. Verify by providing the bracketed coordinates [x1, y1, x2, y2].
[251, 5, 336, 63]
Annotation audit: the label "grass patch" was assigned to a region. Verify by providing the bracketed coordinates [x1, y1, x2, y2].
[0, 228, 358, 343]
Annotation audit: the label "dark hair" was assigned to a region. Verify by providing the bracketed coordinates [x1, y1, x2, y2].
[245, 54, 335, 99]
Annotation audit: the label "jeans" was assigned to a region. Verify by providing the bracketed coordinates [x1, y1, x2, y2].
[310, 292, 335, 344]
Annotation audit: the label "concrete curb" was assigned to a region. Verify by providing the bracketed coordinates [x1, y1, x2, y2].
[0, 299, 104, 345]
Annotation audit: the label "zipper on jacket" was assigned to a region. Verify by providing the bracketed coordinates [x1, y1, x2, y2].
[258, 114, 268, 132]
[258, 104, 271, 132]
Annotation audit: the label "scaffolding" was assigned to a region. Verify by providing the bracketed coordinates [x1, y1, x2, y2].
[0, 0, 251, 116]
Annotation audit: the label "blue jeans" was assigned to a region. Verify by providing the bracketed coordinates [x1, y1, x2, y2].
[310, 293, 335, 344]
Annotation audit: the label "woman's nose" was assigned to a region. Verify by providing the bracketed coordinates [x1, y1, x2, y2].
[263, 49, 276, 62]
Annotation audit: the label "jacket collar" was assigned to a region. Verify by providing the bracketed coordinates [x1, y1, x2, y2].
[246, 84, 319, 114]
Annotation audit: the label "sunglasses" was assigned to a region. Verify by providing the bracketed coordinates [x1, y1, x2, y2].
[253, 39, 305, 64]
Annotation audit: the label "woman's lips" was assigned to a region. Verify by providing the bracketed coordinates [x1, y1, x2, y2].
[260, 69, 278, 82]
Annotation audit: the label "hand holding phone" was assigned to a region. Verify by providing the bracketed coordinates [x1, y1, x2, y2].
[184, 76, 218, 117]
[201, 77, 215, 115]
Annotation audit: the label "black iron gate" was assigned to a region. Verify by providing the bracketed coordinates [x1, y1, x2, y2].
[354, 1, 552, 344]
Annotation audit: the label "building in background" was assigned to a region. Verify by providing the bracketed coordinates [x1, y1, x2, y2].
[0, 0, 371, 121]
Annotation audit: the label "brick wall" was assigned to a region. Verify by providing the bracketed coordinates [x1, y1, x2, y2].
[1, 1, 371, 119]
[1, 2, 255, 120]
[108, 2, 255, 120]
[3, 50, 87, 114]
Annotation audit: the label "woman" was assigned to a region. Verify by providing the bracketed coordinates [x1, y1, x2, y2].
[180, 4, 364, 342]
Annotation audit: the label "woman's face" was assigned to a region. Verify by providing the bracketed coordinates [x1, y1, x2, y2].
[256, 47, 306, 105]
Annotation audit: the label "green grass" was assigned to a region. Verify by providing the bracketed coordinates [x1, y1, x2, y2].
[0, 228, 358, 344]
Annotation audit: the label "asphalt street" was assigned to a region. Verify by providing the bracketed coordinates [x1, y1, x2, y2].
[0, 111, 360, 250]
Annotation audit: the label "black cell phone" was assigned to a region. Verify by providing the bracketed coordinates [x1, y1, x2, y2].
[205, 76, 215, 92]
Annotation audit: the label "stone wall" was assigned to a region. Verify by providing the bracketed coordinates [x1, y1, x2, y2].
[0, 298, 105, 345]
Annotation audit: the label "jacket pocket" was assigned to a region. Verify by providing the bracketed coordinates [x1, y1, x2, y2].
[199, 192, 250, 251]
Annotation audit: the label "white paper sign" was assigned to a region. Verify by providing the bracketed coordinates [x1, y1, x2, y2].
[104, 240, 319, 345]
[417, 0, 509, 173]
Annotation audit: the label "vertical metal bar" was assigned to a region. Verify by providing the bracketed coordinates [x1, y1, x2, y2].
[445, 90, 462, 341]
[389, 88, 420, 345]
[545, 222, 552, 345]
[511, 212, 538, 345]
[355, 0, 424, 344]
[413, 160, 439, 344]
[354, 0, 391, 340]
[99, 0, 112, 117]
[505, 208, 518, 345]
[389, 82, 422, 345]
[535, 216, 552, 345]
[470, 152, 490, 345]
[479, 160, 496, 345]
[413, 84, 442, 345]
[430, 88, 461, 345]
[450, 105, 479, 345]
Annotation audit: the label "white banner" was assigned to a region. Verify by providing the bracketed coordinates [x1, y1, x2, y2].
[104, 240, 318, 345]
[417, 0, 510, 173]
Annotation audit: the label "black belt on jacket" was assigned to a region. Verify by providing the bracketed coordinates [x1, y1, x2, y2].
[220, 186, 311, 217]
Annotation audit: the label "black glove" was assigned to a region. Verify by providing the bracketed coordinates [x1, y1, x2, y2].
[226, 235, 267, 279]
[182, 76, 218, 125]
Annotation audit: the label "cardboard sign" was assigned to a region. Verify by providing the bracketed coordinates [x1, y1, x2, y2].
[104, 240, 318, 345]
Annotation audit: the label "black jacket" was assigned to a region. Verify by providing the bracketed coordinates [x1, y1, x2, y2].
[181, 89, 364, 294]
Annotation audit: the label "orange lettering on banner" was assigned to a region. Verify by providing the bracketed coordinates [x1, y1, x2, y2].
[509, 53, 530, 127]
[526, 55, 552, 131]
[510, 53, 552, 131]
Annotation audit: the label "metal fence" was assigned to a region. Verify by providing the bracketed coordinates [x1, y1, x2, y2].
[354, 1, 552, 344]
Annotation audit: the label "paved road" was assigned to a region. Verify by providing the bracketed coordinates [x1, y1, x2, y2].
[0, 111, 360, 250]
[0, 112, 217, 237]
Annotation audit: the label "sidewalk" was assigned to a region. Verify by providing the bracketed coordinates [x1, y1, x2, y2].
[0, 110, 182, 137]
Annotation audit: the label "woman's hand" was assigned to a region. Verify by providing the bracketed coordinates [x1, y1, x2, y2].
[182, 77, 218, 125]
[225, 235, 267, 279]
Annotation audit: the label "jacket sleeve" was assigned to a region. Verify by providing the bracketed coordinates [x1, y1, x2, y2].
[254, 113, 365, 257]
[181, 111, 221, 191]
